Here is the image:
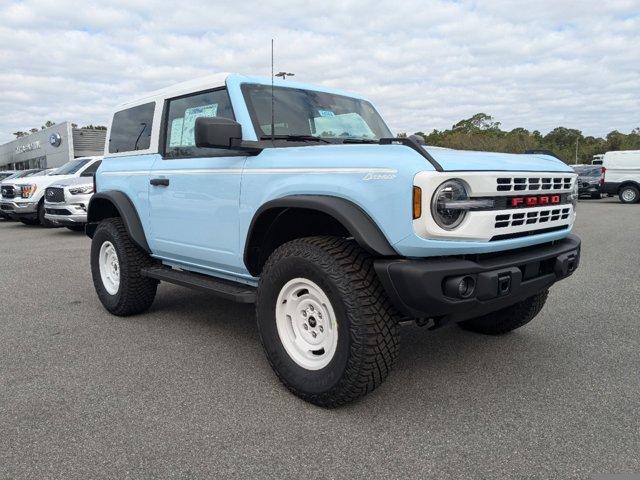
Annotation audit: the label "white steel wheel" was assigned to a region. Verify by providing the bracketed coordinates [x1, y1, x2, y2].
[621, 188, 637, 203]
[275, 278, 339, 370]
[99, 241, 120, 295]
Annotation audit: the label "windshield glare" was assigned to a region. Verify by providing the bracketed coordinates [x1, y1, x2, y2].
[53, 159, 91, 175]
[242, 84, 393, 141]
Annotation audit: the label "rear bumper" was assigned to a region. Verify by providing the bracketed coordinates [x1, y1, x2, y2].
[578, 184, 600, 196]
[375, 234, 581, 323]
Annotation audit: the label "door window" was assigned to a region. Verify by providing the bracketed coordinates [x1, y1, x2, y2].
[164, 89, 235, 158]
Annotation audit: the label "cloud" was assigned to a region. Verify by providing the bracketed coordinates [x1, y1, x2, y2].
[0, 0, 639, 143]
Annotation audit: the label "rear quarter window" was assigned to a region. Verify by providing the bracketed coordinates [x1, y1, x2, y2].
[108, 102, 155, 153]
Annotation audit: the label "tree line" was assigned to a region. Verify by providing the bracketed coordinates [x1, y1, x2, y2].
[405, 113, 640, 164]
[12, 121, 107, 138]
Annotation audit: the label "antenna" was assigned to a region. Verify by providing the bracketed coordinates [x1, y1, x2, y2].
[271, 38, 275, 142]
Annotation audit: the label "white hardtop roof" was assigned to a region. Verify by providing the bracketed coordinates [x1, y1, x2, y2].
[116, 72, 231, 109]
[114, 72, 366, 111]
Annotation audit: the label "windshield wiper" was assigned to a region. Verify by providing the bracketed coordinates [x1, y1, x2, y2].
[341, 138, 379, 144]
[260, 135, 331, 144]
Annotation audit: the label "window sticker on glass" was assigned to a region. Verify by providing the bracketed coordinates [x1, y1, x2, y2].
[313, 112, 375, 138]
[318, 110, 335, 117]
[181, 104, 219, 146]
[169, 118, 185, 147]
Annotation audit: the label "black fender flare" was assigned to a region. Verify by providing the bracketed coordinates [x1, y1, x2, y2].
[86, 191, 150, 253]
[244, 195, 398, 274]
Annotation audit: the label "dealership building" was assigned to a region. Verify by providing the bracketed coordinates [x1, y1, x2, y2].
[0, 122, 106, 171]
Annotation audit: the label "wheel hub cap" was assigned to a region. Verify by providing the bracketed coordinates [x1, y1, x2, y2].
[99, 241, 120, 295]
[275, 278, 338, 370]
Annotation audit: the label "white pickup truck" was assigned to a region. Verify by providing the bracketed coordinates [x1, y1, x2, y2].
[0, 157, 102, 226]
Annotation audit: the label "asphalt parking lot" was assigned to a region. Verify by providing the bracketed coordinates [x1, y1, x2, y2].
[1, 198, 639, 479]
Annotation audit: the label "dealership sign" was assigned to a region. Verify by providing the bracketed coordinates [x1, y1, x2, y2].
[15, 141, 41, 154]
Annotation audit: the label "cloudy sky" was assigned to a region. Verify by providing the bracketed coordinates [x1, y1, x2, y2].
[0, 0, 639, 143]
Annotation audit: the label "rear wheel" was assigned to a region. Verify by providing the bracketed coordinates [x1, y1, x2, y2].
[90, 217, 158, 316]
[619, 185, 639, 204]
[256, 236, 399, 407]
[458, 290, 549, 335]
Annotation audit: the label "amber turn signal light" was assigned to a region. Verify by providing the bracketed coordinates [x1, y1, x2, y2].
[412, 186, 422, 219]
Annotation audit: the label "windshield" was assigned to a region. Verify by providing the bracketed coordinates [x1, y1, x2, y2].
[0, 173, 13, 181]
[574, 166, 601, 176]
[242, 84, 393, 141]
[52, 159, 91, 176]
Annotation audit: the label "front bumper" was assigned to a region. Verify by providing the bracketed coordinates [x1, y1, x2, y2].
[578, 183, 600, 196]
[375, 234, 581, 323]
[45, 204, 88, 225]
[0, 199, 38, 218]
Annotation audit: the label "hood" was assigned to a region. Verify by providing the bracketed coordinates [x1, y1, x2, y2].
[12, 174, 74, 187]
[48, 176, 93, 188]
[423, 146, 573, 172]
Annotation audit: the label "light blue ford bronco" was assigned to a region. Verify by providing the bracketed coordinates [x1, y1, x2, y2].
[87, 73, 581, 406]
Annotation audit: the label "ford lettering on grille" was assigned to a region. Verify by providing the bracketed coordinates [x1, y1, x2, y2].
[510, 195, 561, 208]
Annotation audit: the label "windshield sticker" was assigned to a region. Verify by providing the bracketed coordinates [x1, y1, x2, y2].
[181, 104, 219, 146]
[313, 112, 375, 139]
[317, 110, 335, 117]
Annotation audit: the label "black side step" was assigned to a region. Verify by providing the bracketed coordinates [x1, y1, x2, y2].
[141, 266, 256, 303]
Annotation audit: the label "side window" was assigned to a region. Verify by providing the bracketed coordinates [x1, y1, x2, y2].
[108, 103, 155, 153]
[164, 88, 235, 158]
[80, 160, 102, 176]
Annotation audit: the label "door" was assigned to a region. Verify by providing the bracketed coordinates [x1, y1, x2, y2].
[149, 87, 247, 276]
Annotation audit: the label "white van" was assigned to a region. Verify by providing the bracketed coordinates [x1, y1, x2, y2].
[601, 150, 640, 203]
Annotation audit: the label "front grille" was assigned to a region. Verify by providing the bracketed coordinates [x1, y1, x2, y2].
[490, 226, 570, 241]
[1, 186, 15, 199]
[496, 176, 573, 192]
[45, 208, 71, 215]
[45, 187, 65, 203]
[1, 204, 13, 211]
[495, 207, 571, 228]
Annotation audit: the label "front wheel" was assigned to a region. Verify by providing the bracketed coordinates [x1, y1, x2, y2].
[38, 202, 56, 227]
[90, 217, 158, 316]
[458, 290, 549, 335]
[619, 185, 640, 204]
[256, 236, 399, 407]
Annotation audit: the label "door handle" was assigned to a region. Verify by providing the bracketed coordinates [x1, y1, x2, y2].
[150, 178, 170, 187]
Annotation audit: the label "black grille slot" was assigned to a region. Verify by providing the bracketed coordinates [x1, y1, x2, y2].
[45, 187, 65, 203]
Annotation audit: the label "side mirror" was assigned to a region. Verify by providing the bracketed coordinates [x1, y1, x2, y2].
[195, 116, 242, 149]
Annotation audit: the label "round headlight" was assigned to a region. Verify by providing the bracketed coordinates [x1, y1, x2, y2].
[431, 179, 469, 230]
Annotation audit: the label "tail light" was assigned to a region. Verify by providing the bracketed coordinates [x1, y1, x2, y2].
[600, 166, 606, 186]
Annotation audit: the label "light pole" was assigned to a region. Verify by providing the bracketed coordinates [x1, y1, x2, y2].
[275, 71, 295, 80]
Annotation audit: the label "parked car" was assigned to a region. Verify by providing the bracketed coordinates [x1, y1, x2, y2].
[0, 171, 18, 182]
[86, 73, 581, 407]
[0, 158, 101, 226]
[573, 165, 602, 198]
[44, 177, 97, 231]
[0, 169, 44, 220]
[601, 150, 640, 203]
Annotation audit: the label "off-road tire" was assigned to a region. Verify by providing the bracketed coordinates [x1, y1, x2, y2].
[256, 236, 400, 408]
[90, 218, 158, 316]
[619, 185, 640, 204]
[458, 290, 549, 335]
